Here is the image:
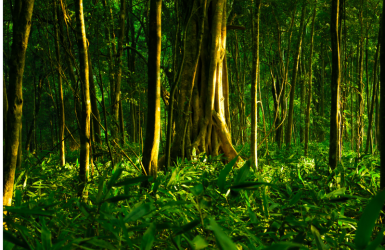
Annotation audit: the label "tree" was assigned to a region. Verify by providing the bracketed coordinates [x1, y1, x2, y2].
[304, 6, 316, 156]
[251, 0, 261, 169]
[74, 0, 91, 196]
[380, 2, 385, 190]
[3, 0, 35, 207]
[142, 0, 162, 177]
[285, 0, 307, 148]
[329, 0, 341, 170]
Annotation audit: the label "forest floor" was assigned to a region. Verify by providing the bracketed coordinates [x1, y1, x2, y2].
[3, 141, 384, 249]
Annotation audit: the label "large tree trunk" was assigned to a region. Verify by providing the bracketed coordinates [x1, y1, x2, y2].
[285, 1, 306, 148]
[3, 0, 35, 208]
[329, 0, 341, 170]
[251, 0, 261, 169]
[142, 0, 162, 177]
[304, 7, 316, 156]
[75, 0, 91, 197]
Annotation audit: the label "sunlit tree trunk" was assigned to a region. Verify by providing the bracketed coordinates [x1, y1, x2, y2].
[3, 0, 35, 207]
[75, 0, 91, 197]
[142, 0, 162, 177]
[251, 0, 261, 169]
[329, 0, 341, 170]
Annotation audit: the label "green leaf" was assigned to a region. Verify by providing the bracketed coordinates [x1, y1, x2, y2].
[41, 217, 52, 250]
[141, 223, 156, 250]
[325, 187, 346, 199]
[190, 184, 204, 196]
[311, 225, 327, 250]
[192, 235, 208, 250]
[103, 195, 133, 203]
[207, 218, 237, 250]
[3, 231, 30, 250]
[124, 203, 154, 222]
[114, 176, 153, 187]
[174, 219, 201, 236]
[365, 228, 385, 250]
[289, 190, 302, 206]
[218, 156, 238, 192]
[261, 242, 305, 250]
[355, 189, 385, 249]
[4, 207, 54, 217]
[87, 238, 117, 250]
[230, 181, 275, 190]
[234, 160, 251, 184]
[167, 169, 178, 188]
[106, 167, 124, 191]
[96, 175, 106, 204]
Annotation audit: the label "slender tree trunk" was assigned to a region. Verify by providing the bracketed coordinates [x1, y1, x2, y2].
[53, 0, 65, 166]
[3, 0, 35, 208]
[251, 0, 261, 169]
[142, 0, 162, 177]
[25, 76, 43, 151]
[380, 3, 385, 190]
[112, 0, 126, 141]
[319, 43, 325, 142]
[88, 53, 102, 145]
[304, 7, 316, 156]
[365, 27, 380, 154]
[285, 1, 306, 148]
[329, 0, 341, 170]
[75, 0, 91, 197]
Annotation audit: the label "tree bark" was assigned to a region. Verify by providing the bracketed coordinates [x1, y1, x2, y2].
[304, 7, 316, 156]
[25, 76, 44, 151]
[112, 0, 126, 141]
[329, 0, 341, 170]
[285, 1, 306, 148]
[3, 0, 35, 208]
[142, 0, 162, 177]
[74, 0, 91, 197]
[380, 4, 385, 190]
[251, 0, 261, 169]
[53, 0, 65, 166]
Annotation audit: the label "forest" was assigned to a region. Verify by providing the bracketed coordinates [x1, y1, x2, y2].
[2, 0, 385, 248]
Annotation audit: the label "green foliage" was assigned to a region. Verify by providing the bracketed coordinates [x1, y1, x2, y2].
[4, 142, 384, 249]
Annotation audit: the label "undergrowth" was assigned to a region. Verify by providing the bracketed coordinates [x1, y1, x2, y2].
[3, 142, 385, 250]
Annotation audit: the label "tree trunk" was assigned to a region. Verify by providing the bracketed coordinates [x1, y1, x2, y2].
[251, 0, 261, 169]
[75, 0, 91, 197]
[285, 1, 306, 148]
[53, 0, 65, 166]
[380, 3, 385, 190]
[304, 7, 316, 156]
[25, 76, 43, 151]
[112, 0, 126, 141]
[3, 0, 35, 208]
[365, 26, 380, 154]
[142, 0, 162, 177]
[88, 53, 102, 145]
[329, 0, 341, 170]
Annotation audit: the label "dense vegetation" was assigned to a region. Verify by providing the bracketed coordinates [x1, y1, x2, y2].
[3, 0, 385, 249]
